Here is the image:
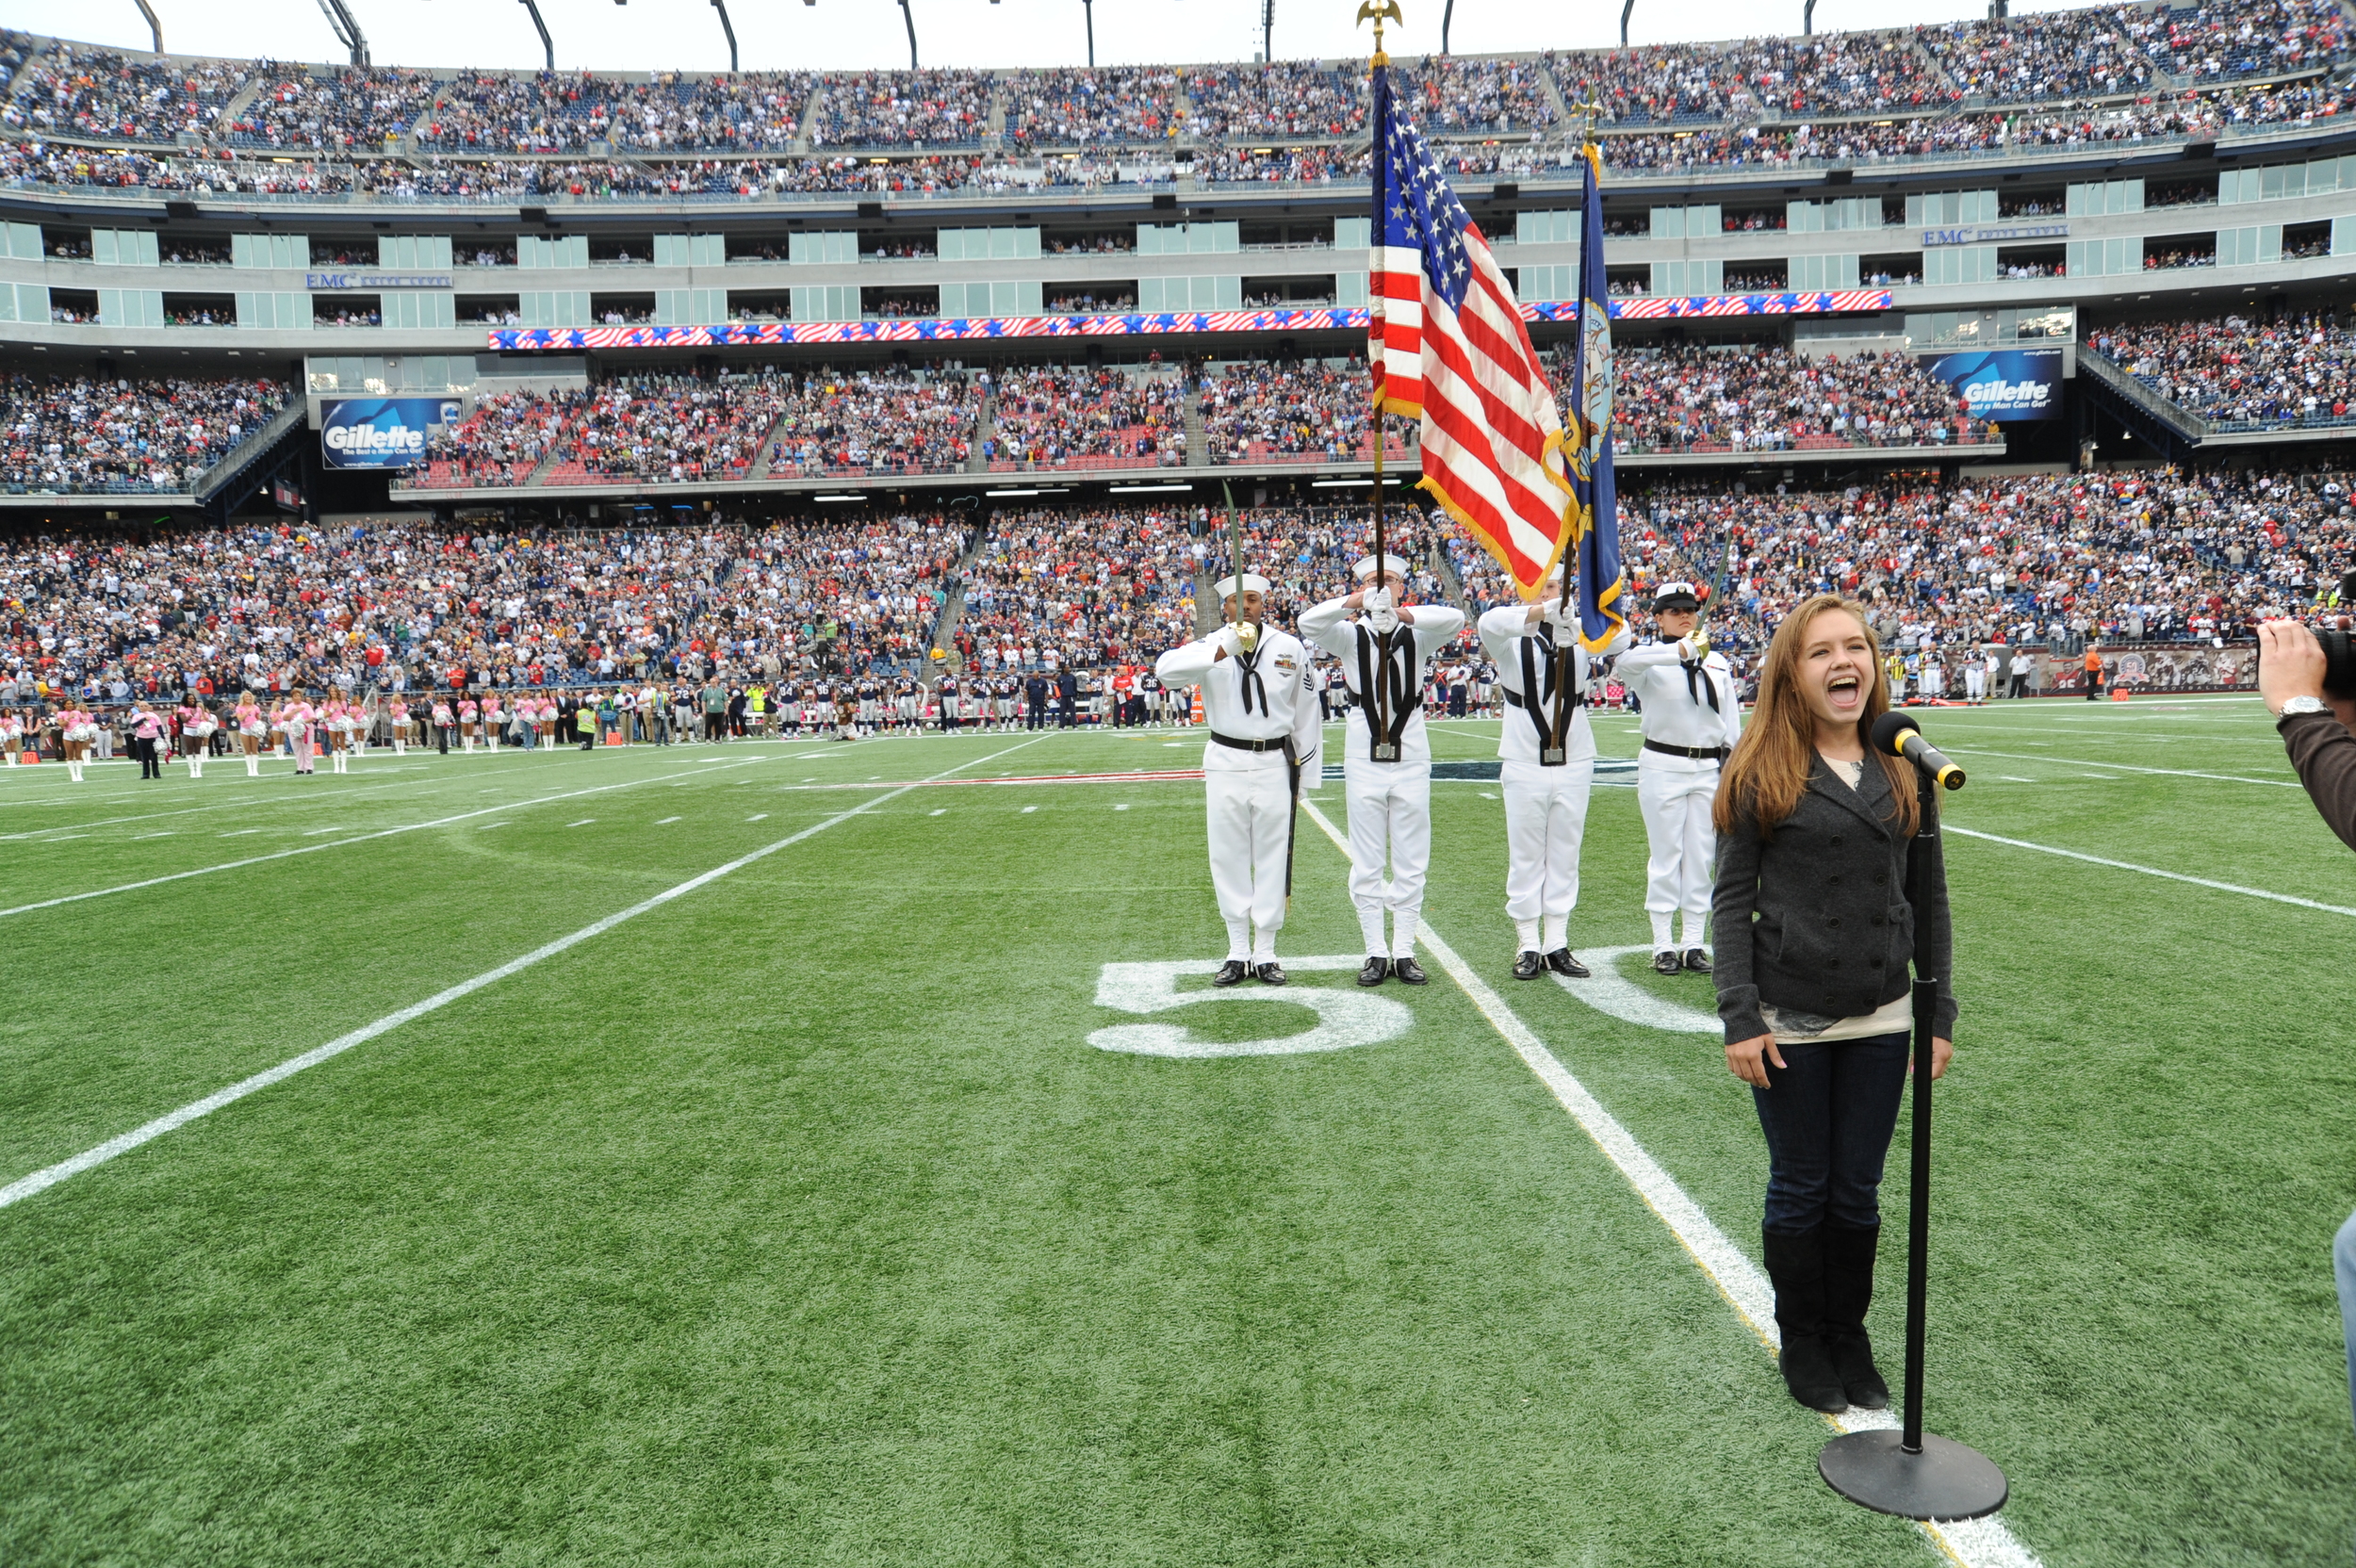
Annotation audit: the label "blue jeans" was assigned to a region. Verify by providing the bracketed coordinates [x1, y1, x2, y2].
[1752, 1031, 1911, 1233]
[2336, 1210, 2356, 1442]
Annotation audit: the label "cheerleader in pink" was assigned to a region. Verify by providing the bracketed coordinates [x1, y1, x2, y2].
[387, 696, 410, 755]
[482, 694, 507, 752]
[533, 693, 556, 751]
[57, 702, 95, 782]
[457, 695, 481, 753]
[235, 694, 267, 776]
[0, 709, 21, 765]
[320, 697, 352, 774]
[176, 697, 216, 778]
[278, 693, 318, 776]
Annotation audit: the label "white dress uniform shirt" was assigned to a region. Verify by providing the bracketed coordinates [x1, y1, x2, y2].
[1296, 598, 1466, 764]
[1478, 606, 1631, 763]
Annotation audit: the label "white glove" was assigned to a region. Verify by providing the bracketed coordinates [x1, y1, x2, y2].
[1677, 631, 1709, 661]
[1364, 586, 1399, 634]
[1542, 599, 1579, 635]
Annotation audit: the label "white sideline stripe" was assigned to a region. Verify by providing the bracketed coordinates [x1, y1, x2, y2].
[0, 758, 768, 923]
[0, 737, 1044, 1215]
[1300, 797, 2043, 1568]
[1948, 825, 2356, 917]
[0, 760, 551, 840]
[1949, 745, 2300, 788]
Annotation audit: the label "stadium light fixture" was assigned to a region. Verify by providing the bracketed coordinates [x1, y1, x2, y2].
[517, 0, 554, 71]
[132, 0, 163, 54]
[1309, 476, 1405, 487]
[1441, 0, 1452, 54]
[1619, 0, 1633, 47]
[900, 0, 919, 68]
[1082, 0, 1094, 68]
[1262, 0, 1275, 64]
[1804, 0, 1817, 34]
[712, 0, 739, 72]
[314, 0, 370, 66]
[813, 494, 868, 502]
[985, 487, 1045, 497]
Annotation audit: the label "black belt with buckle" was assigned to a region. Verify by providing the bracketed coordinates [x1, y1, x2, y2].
[1209, 731, 1289, 754]
[1643, 739, 1730, 760]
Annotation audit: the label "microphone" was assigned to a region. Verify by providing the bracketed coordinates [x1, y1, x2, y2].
[1872, 710, 1965, 791]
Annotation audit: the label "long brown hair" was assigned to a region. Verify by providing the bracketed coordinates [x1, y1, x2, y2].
[1713, 594, 1919, 839]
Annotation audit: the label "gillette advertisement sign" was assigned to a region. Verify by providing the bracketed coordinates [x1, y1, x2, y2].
[1923, 349, 2062, 423]
[319, 397, 458, 469]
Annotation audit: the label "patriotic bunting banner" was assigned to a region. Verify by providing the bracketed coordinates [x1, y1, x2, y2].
[483, 290, 1891, 352]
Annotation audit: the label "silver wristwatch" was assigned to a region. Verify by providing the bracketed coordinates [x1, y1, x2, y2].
[2279, 695, 2331, 718]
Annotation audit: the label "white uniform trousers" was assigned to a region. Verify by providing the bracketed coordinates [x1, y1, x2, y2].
[1501, 757, 1593, 945]
[1206, 760, 1294, 958]
[1637, 753, 1719, 951]
[1964, 667, 1987, 701]
[1344, 759, 1431, 957]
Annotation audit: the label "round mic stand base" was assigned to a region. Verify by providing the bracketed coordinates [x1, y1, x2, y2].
[1818, 1429, 2008, 1521]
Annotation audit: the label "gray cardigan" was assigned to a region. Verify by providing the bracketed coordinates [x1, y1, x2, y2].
[1710, 751, 1958, 1046]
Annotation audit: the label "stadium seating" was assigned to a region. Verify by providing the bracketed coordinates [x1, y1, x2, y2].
[1595, 345, 1995, 453]
[0, 373, 286, 494]
[763, 368, 977, 478]
[984, 367, 1186, 470]
[2089, 313, 2356, 430]
[1201, 360, 1412, 466]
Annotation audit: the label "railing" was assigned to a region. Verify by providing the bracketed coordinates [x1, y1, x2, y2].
[2075, 347, 2210, 444]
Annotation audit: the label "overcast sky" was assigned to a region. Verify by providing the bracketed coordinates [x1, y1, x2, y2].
[0, 0, 2093, 75]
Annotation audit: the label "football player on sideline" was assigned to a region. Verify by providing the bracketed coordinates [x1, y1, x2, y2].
[1478, 566, 1632, 980]
[1612, 581, 1742, 974]
[1155, 573, 1323, 987]
[1297, 552, 1465, 986]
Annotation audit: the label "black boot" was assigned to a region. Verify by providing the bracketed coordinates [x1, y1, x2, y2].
[1761, 1226, 1848, 1413]
[1821, 1220, 1890, 1411]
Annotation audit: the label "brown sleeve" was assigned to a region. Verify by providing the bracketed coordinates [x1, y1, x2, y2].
[2280, 711, 2356, 854]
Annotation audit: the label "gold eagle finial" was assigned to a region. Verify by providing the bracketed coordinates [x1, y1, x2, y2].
[1355, 0, 1402, 63]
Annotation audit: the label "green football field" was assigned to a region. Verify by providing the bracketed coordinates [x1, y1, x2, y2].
[2, 695, 2350, 1567]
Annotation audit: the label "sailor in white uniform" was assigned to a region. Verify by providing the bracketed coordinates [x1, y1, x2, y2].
[1611, 581, 1742, 975]
[1297, 552, 1466, 987]
[1155, 573, 1323, 986]
[1477, 567, 1632, 980]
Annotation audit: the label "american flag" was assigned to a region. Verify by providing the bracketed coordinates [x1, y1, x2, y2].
[1368, 63, 1576, 604]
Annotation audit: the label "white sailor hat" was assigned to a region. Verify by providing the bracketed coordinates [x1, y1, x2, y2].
[1652, 580, 1701, 611]
[1351, 552, 1412, 581]
[1214, 573, 1271, 596]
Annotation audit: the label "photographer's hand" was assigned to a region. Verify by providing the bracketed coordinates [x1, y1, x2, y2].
[2258, 619, 2328, 715]
[1726, 1033, 1786, 1088]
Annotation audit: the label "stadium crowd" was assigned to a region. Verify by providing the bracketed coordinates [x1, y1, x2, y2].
[1200, 360, 1410, 464]
[1006, 67, 1185, 148]
[1597, 345, 1993, 452]
[763, 368, 977, 476]
[808, 70, 988, 149]
[1, 374, 285, 494]
[983, 367, 1186, 469]
[2090, 312, 2356, 428]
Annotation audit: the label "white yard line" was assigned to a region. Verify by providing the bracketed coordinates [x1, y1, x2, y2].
[0, 758, 552, 840]
[1946, 825, 2356, 917]
[1946, 746, 2301, 788]
[0, 737, 1044, 1215]
[0, 758, 772, 923]
[1300, 798, 2043, 1568]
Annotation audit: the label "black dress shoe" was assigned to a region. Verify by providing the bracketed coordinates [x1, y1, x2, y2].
[1682, 947, 1712, 974]
[1545, 948, 1590, 978]
[1213, 958, 1250, 987]
[1355, 956, 1389, 987]
[1512, 949, 1545, 980]
[1253, 961, 1286, 986]
[1652, 949, 1684, 975]
[1391, 955, 1428, 985]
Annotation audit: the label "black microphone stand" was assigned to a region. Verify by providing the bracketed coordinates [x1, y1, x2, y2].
[1817, 774, 2008, 1522]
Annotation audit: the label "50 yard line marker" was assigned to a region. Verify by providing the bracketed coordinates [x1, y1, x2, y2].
[1299, 799, 2042, 1568]
[0, 737, 1044, 1217]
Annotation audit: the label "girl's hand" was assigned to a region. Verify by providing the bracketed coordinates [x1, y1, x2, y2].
[1726, 1033, 1786, 1088]
[1929, 1037, 1953, 1080]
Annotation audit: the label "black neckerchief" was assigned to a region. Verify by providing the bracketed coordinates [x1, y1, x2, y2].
[1353, 622, 1415, 755]
[1681, 654, 1721, 713]
[1517, 626, 1571, 754]
[1233, 634, 1269, 715]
